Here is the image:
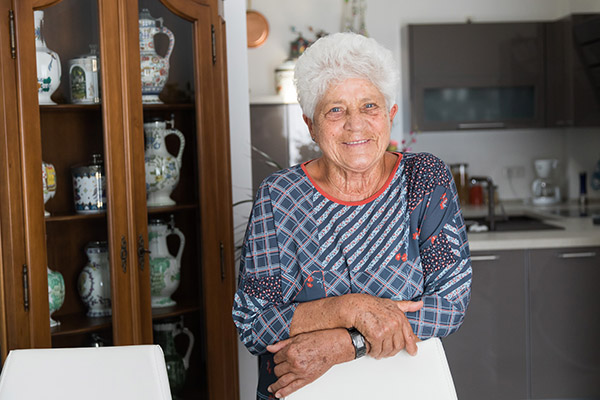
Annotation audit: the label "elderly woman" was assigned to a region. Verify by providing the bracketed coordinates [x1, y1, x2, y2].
[233, 32, 472, 399]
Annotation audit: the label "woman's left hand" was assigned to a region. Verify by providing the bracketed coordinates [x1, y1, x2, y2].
[266, 328, 354, 398]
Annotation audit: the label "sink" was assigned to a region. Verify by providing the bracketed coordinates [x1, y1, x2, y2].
[465, 215, 564, 233]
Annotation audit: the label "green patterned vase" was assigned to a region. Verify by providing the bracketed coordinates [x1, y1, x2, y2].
[47, 266, 65, 327]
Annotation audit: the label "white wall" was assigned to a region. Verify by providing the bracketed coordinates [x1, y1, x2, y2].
[245, 0, 600, 202]
[223, 0, 257, 398]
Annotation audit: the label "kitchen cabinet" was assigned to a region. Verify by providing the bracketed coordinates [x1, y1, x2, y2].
[546, 14, 600, 127]
[528, 247, 600, 399]
[442, 250, 528, 400]
[0, 0, 238, 399]
[409, 22, 545, 131]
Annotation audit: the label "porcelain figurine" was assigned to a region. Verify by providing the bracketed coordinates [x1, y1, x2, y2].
[139, 9, 175, 104]
[69, 44, 100, 104]
[78, 241, 112, 317]
[144, 119, 185, 207]
[148, 218, 185, 308]
[42, 160, 57, 216]
[47, 266, 65, 327]
[35, 10, 61, 105]
[153, 317, 194, 398]
[71, 154, 107, 214]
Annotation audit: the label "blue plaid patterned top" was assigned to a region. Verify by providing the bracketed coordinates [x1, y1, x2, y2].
[233, 152, 472, 398]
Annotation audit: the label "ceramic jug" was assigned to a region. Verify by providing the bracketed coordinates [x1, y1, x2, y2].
[153, 317, 195, 398]
[78, 241, 112, 317]
[47, 266, 65, 327]
[35, 10, 61, 105]
[139, 9, 175, 104]
[144, 119, 185, 207]
[42, 160, 57, 216]
[149, 218, 185, 308]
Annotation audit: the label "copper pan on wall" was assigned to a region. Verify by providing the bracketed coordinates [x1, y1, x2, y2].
[246, 1, 269, 48]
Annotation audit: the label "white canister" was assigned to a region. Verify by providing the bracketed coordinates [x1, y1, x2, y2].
[275, 59, 297, 102]
[78, 241, 111, 317]
[69, 45, 100, 104]
[71, 153, 107, 214]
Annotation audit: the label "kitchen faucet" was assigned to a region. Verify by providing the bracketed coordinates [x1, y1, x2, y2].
[470, 176, 496, 231]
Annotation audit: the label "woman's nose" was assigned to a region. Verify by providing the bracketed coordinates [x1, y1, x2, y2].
[343, 110, 366, 131]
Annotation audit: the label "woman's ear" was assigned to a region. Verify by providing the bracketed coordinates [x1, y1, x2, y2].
[389, 104, 399, 123]
[303, 115, 316, 141]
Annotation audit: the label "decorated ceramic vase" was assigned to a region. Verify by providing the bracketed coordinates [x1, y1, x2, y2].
[71, 154, 107, 214]
[69, 44, 100, 104]
[153, 317, 194, 398]
[139, 9, 175, 104]
[47, 266, 65, 327]
[149, 218, 185, 308]
[42, 160, 57, 216]
[35, 10, 61, 105]
[77, 241, 112, 317]
[144, 119, 185, 207]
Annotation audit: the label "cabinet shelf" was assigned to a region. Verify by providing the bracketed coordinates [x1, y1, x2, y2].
[45, 212, 107, 222]
[39, 104, 102, 112]
[151, 303, 201, 320]
[50, 313, 112, 337]
[143, 103, 195, 110]
[147, 203, 197, 214]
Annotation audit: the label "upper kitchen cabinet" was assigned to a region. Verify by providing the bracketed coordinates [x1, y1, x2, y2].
[546, 14, 600, 127]
[0, 0, 238, 398]
[409, 22, 545, 131]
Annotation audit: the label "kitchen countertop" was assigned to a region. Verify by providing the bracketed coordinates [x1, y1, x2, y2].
[462, 200, 600, 251]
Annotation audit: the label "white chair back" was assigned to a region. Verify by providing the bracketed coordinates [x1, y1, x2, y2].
[0, 344, 172, 400]
[285, 337, 457, 399]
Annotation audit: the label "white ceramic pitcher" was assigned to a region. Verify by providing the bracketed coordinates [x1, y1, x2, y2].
[144, 119, 185, 207]
[148, 218, 185, 308]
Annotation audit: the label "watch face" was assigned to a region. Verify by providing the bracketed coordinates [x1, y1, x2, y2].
[348, 328, 367, 358]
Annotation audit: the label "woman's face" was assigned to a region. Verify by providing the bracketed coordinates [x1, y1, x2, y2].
[305, 78, 398, 174]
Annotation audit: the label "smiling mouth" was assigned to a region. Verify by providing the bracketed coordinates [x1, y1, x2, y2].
[344, 139, 370, 145]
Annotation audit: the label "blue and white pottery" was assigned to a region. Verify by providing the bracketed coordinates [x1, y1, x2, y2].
[78, 241, 112, 317]
[71, 154, 107, 214]
[144, 120, 185, 207]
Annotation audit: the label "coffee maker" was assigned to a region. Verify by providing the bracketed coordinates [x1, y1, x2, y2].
[532, 159, 561, 206]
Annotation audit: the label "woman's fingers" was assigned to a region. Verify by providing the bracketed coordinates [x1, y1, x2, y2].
[267, 338, 291, 355]
[396, 299, 424, 313]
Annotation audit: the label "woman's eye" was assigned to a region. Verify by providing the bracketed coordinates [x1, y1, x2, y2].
[364, 103, 376, 109]
[330, 107, 342, 113]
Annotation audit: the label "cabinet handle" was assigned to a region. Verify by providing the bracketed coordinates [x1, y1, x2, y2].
[120, 236, 127, 273]
[137, 234, 150, 271]
[558, 251, 596, 259]
[219, 241, 225, 281]
[458, 122, 505, 129]
[471, 255, 500, 262]
[22, 264, 29, 311]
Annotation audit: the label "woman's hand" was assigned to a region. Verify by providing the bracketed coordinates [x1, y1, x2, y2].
[348, 294, 423, 359]
[266, 328, 354, 399]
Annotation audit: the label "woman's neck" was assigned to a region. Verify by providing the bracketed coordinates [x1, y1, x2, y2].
[307, 153, 397, 202]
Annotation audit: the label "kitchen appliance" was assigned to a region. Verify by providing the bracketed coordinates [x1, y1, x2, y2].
[532, 159, 561, 206]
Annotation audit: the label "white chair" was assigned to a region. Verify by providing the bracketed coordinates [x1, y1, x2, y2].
[0, 344, 172, 400]
[285, 337, 457, 400]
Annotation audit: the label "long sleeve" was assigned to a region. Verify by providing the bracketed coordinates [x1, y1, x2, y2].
[232, 182, 298, 355]
[404, 155, 472, 338]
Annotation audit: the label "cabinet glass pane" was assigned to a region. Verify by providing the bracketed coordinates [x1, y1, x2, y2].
[139, 0, 206, 397]
[37, 0, 113, 348]
[423, 86, 535, 122]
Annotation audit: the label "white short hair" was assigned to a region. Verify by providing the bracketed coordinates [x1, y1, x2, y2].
[294, 32, 399, 120]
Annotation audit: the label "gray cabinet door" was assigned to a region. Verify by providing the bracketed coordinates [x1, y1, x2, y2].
[529, 247, 600, 399]
[442, 250, 528, 400]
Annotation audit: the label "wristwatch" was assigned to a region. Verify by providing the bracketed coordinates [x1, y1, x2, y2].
[347, 327, 367, 359]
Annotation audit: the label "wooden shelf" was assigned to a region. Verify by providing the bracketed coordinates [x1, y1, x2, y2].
[50, 313, 112, 337]
[39, 104, 101, 112]
[45, 212, 107, 222]
[147, 203, 197, 214]
[142, 103, 195, 110]
[151, 303, 201, 320]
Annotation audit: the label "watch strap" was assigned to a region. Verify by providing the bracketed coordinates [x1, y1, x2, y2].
[347, 327, 367, 359]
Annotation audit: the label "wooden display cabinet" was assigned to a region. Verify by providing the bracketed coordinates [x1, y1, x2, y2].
[0, 0, 239, 398]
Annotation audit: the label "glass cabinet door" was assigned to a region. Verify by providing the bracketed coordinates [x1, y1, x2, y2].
[12, 0, 142, 348]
